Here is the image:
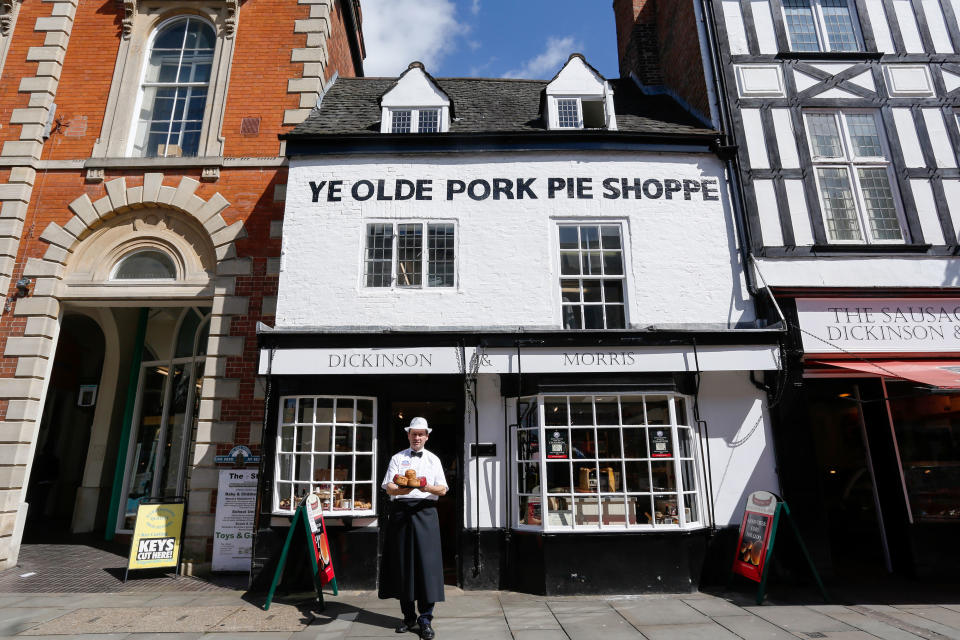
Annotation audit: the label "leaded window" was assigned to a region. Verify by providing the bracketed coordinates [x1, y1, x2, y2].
[132, 17, 215, 158]
[558, 224, 626, 329]
[804, 111, 904, 243]
[364, 222, 456, 288]
[275, 396, 376, 515]
[514, 394, 704, 531]
[388, 108, 442, 133]
[783, 0, 861, 52]
[556, 98, 582, 128]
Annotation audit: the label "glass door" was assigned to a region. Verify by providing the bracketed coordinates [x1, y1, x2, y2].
[118, 307, 209, 532]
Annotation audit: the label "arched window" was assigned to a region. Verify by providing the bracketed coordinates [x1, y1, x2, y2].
[132, 17, 215, 158]
[111, 249, 177, 280]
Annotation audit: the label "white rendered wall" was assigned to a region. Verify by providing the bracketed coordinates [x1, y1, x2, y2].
[460, 371, 778, 529]
[279, 152, 756, 329]
[754, 256, 960, 288]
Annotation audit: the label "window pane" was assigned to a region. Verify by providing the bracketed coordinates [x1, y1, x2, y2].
[547, 461, 571, 493]
[518, 462, 540, 494]
[315, 397, 334, 423]
[675, 397, 688, 425]
[678, 427, 694, 458]
[418, 109, 440, 133]
[396, 224, 423, 286]
[278, 455, 292, 481]
[580, 226, 600, 249]
[545, 398, 568, 426]
[335, 426, 354, 452]
[646, 397, 669, 424]
[571, 428, 595, 458]
[312, 455, 331, 481]
[653, 495, 680, 524]
[603, 251, 624, 275]
[519, 496, 542, 525]
[817, 167, 863, 241]
[334, 456, 352, 482]
[822, 0, 860, 51]
[356, 426, 373, 452]
[582, 280, 602, 303]
[558, 226, 579, 249]
[651, 461, 676, 491]
[784, 0, 821, 51]
[595, 398, 619, 425]
[560, 279, 581, 303]
[355, 455, 372, 481]
[280, 426, 294, 452]
[546, 428, 570, 459]
[807, 113, 843, 158]
[845, 114, 882, 158]
[630, 495, 653, 525]
[560, 253, 581, 275]
[569, 398, 593, 428]
[574, 461, 597, 491]
[681, 460, 698, 491]
[602, 496, 627, 526]
[282, 399, 296, 424]
[391, 109, 412, 133]
[556, 98, 581, 128]
[597, 427, 621, 458]
[357, 399, 374, 424]
[355, 485, 373, 511]
[547, 496, 572, 527]
[583, 252, 603, 275]
[624, 461, 650, 491]
[583, 305, 604, 329]
[365, 224, 393, 287]
[623, 428, 648, 458]
[313, 425, 332, 452]
[603, 281, 624, 304]
[517, 428, 540, 460]
[857, 168, 903, 241]
[575, 496, 599, 526]
[683, 493, 699, 523]
[600, 225, 622, 249]
[427, 224, 455, 287]
[563, 305, 583, 330]
[605, 305, 626, 329]
[298, 398, 314, 424]
[113, 250, 176, 280]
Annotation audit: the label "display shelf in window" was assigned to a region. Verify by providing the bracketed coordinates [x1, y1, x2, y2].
[513, 393, 704, 531]
[274, 395, 377, 516]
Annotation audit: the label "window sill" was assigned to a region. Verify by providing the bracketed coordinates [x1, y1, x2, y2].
[776, 51, 882, 60]
[809, 243, 932, 254]
[86, 156, 224, 169]
[511, 524, 708, 533]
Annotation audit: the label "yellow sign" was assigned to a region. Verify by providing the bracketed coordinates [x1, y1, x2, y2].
[127, 502, 184, 570]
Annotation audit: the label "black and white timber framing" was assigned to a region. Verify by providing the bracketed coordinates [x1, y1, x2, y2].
[707, 0, 960, 258]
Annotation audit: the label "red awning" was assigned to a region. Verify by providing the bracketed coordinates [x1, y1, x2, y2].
[809, 359, 960, 389]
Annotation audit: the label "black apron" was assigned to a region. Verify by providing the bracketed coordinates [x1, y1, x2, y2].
[379, 499, 445, 603]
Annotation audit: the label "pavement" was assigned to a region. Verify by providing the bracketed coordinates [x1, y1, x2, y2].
[1, 586, 960, 639]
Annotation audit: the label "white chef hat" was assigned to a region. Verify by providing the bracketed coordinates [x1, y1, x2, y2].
[405, 416, 431, 433]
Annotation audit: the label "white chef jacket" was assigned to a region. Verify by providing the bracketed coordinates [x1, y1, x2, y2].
[381, 448, 447, 501]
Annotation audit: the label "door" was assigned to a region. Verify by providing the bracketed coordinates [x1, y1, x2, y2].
[386, 400, 461, 585]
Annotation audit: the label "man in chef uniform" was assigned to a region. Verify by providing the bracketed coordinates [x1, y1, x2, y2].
[380, 417, 447, 639]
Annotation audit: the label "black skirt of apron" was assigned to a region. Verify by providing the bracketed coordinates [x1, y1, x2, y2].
[379, 499, 445, 603]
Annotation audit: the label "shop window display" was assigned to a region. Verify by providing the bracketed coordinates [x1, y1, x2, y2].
[275, 396, 376, 515]
[514, 393, 703, 531]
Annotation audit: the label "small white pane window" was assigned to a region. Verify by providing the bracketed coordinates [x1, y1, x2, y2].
[558, 224, 626, 329]
[514, 394, 703, 532]
[275, 396, 376, 515]
[556, 98, 582, 128]
[783, 0, 861, 52]
[363, 222, 455, 289]
[132, 17, 215, 158]
[804, 111, 905, 244]
[388, 108, 442, 133]
[112, 249, 177, 280]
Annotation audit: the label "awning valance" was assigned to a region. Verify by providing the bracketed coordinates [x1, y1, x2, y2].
[808, 359, 960, 389]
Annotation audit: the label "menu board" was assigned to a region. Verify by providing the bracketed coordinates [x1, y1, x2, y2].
[303, 493, 336, 586]
[732, 490, 778, 582]
[212, 469, 258, 572]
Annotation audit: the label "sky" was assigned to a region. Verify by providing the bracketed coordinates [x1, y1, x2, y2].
[359, 0, 620, 80]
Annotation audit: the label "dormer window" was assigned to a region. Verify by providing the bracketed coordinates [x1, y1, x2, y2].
[545, 54, 616, 132]
[389, 108, 441, 133]
[380, 62, 451, 134]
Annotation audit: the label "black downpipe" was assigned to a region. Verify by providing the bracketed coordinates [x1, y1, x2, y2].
[460, 341, 482, 578]
[691, 339, 717, 534]
[250, 346, 275, 589]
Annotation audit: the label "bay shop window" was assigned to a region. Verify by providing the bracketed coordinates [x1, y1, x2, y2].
[274, 396, 377, 516]
[514, 394, 705, 531]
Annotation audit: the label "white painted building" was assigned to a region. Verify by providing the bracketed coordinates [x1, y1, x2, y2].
[704, 0, 960, 578]
[255, 57, 783, 594]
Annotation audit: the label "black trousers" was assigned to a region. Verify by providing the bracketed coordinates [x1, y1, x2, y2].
[401, 599, 435, 624]
[380, 499, 445, 608]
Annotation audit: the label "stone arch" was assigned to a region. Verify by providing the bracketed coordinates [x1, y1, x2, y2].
[0, 174, 250, 569]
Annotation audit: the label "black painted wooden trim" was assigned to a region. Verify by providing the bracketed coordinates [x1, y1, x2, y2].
[930, 175, 958, 245]
[940, 105, 960, 167]
[911, 0, 938, 55]
[760, 108, 782, 169]
[910, 100, 957, 244]
[788, 102, 830, 244]
[881, 0, 907, 54]
[772, 174, 796, 246]
[752, 168, 805, 180]
[907, 167, 960, 179]
[776, 51, 884, 60]
[938, 0, 960, 53]
[739, 95, 960, 108]
[910, 105, 940, 169]
[760, 243, 940, 257]
[794, 61, 878, 100]
[768, 0, 790, 52]
[879, 105, 925, 243]
[854, 0, 879, 52]
[740, 0, 762, 56]
[759, 106, 796, 245]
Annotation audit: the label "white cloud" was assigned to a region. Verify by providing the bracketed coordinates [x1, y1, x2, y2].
[361, 0, 466, 76]
[503, 36, 580, 79]
[471, 0, 481, 14]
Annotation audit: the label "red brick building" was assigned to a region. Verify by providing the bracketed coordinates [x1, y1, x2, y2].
[0, 0, 363, 572]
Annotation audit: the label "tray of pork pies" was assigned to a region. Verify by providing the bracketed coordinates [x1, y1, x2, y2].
[393, 468, 428, 488]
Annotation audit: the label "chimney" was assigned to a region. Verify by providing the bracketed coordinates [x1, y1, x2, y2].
[613, 0, 663, 86]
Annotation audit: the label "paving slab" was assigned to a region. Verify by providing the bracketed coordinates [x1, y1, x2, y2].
[745, 605, 855, 634]
[290, 628, 352, 640]
[815, 633, 895, 640]
[198, 633, 293, 639]
[554, 609, 646, 640]
[0, 607, 74, 637]
[20, 606, 239, 635]
[858, 605, 960, 640]
[712, 613, 798, 640]
[440, 594, 504, 617]
[346, 611, 411, 637]
[72, 594, 162, 609]
[126, 634, 205, 639]
[640, 621, 742, 640]
[210, 603, 313, 632]
[501, 602, 562, 630]
[895, 605, 960, 629]
[818, 611, 924, 640]
[680, 595, 750, 618]
[612, 598, 710, 626]
[511, 631, 572, 640]
[15, 635, 132, 640]
[430, 616, 512, 640]
[548, 600, 616, 615]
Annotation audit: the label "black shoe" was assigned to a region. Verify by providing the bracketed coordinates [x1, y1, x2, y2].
[419, 623, 435, 640]
[396, 618, 418, 633]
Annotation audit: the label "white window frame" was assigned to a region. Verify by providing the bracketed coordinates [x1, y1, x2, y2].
[555, 220, 629, 329]
[385, 107, 445, 133]
[361, 220, 458, 290]
[781, 0, 864, 52]
[512, 393, 707, 533]
[803, 110, 907, 244]
[548, 95, 611, 130]
[274, 395, 378, 517]
[110, 248, 179, 281]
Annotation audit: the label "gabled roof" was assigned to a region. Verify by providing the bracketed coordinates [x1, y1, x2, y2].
[287, 77, 714, 138]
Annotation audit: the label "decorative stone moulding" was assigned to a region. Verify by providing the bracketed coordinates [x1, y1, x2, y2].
[122, 0, 239, 38]
[0, 0, 20, 36]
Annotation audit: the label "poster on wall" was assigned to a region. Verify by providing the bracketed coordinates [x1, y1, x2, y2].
[125, 501, 185, 580]
[732, 491, 778, 582]
[212, 469, 258, 572]
[546, 430, 568, 459]
[648, 428, 672, 458]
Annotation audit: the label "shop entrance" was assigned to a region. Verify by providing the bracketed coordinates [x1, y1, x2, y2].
[385, 400, 461, 585]
[805, 378, 910, 577]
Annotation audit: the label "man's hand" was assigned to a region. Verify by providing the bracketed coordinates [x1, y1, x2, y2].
[385, 483, 415, 496]
[422, 484, 448, 497]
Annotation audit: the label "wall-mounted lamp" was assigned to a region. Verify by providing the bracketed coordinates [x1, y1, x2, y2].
[5, 278, 32, 313]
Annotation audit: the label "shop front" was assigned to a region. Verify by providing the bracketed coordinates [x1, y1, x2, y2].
[772, 296, 960, 580]
[251, 337, 782, 594]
